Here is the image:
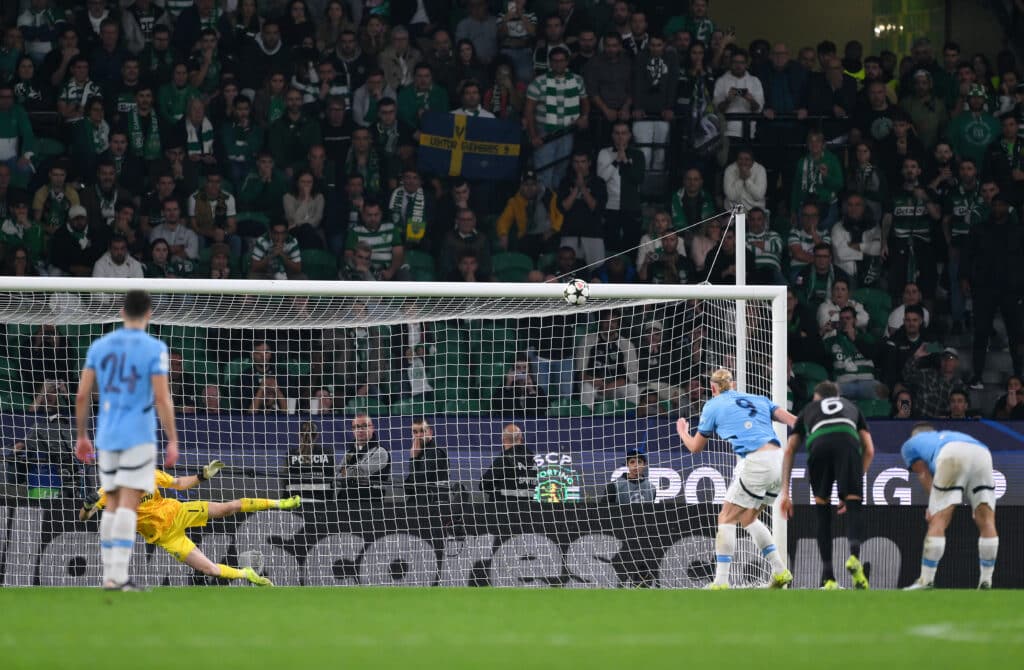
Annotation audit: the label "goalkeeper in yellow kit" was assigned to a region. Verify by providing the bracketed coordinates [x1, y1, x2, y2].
[80, 460, 301, 586]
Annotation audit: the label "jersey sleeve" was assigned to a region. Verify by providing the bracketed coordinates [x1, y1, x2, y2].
[792, 408, 807, 436]
[84, 341, 99, 371]
[151, 340, 169, 377]
[765, 397, 780, 418]
[900, 438, 919, 467]
[696, 401, 716, 437]
[855, 407, 869, 431]
[154, 470, 175, 489]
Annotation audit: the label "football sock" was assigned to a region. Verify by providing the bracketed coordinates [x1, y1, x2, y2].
[745, 519, 786, 574]
[815, 504, 834, 582]
[844, 498, 863, 559]
[920, 536, 945, 583]
[217, 564, 244, 580]
[714, 523, 736, 585]
[240, 498, 276, 512]
[99, 511, 115, 584]
[109, 508, 138, 585]
[978, 537, 998, 584]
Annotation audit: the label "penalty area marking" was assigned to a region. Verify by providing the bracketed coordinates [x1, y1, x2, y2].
[907, 620, 1024, 645]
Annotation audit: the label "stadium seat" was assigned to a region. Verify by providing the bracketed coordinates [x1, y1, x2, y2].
[444, 398, 483, 414]
[855, 397, 892, 418]
[388, 397, 440, 416]
[405, 250, 437, 277]
[593, 399, 637, 416]
[792, 361, 829, 385]
[853, 287, 892, 331]
[547, 398, 592, 417]
[300, 249, 338, 280]
[345, 396, 383, 416]
[491, 252, 534, 282]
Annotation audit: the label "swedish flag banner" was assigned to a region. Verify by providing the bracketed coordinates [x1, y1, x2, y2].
[417, 112, 522, 180]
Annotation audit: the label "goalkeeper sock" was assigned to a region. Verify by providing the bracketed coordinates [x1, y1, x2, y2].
[216, 564, 244, 580]
[978, 537, 998, 585]
[99, 511, 115, 584]
[109, 508, 138, 586]
[920, 535, 945, 584]
[815, 504, 834, 583]
[845, 498, 863, 559]
[714, 523, 736, 585]
[745, 520, 786, 574]
[240, 498, 276, 512]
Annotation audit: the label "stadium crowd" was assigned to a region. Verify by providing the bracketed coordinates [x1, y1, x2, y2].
[1, 0, 1023, 428]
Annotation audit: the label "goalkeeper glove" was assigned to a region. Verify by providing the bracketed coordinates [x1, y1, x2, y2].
[198, 459, 225, 482]
[79, 490, 101, 522]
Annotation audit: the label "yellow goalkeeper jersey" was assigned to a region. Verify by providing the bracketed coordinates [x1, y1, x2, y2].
[96, 470, 182, 543]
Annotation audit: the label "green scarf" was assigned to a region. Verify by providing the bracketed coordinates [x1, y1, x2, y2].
[185, 117, 214, 156]
[345, 148, 381, 194]
[42, 190, 71, 229]
[389, 187, 425, 242]
[375, 123, 399, 155]
[128, 111, 162, 160]
[268, 96, 286, 123]
[89, 119, 110, 155]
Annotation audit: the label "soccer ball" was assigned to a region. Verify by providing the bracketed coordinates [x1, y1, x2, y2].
[563, 278, 590, 306]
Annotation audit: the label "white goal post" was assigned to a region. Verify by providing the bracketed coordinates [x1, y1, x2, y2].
[0, 277, 787, 587]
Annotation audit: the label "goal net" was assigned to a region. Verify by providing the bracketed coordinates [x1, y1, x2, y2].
[0, 278, 786, 588]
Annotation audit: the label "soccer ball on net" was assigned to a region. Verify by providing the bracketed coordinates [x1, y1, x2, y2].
[563, 278, 590, 306]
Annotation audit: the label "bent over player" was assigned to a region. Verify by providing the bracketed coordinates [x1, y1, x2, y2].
[80, 462, 301, 586]
[780, 381, 875, 590]
[900, 424, 999, 589]
[676, 369, 797, 589]
[75, 290, 178, 591]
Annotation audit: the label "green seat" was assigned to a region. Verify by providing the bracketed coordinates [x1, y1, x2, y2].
[547, 398, 592, 417]
[491, 252, 533, 282]
[444, 398, 483, 414]
[405, 249, 436, 274]
[301, 248, 338, 280]
[853, 287, 891, 314]
[593, 399, 636, 416]
[389, 397, 440, 416]
[35, 137, 65, 160]
[411, 267, 436, 281]
[345, 396, 383, 416]
[792, 361, 829, 385]
[855, 398, 891, 418]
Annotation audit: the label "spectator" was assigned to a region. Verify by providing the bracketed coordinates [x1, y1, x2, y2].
[149, 197, 199, 263]
[122, 0, 170, 55]
[965, 194, 1024, 387]
[239, 20, 288, 93]
[584, 32, 632, 141]
[945, 390, 979, 420]
[901, 69, 948, 150]
[451, 79, 493, 118]
[638, 229, 694, 284]
[283, 420, 335, 502]
[946, 84, 999, 166]
[635, 210, 673, 271]
[90, 19, 129, 86]
[705, 227, 753, 285]
[188, 28, 232, 97]
[205, 242, 235, 280]
[902, 346, 968, 416]
[238, 341, 288, 413]
[369, 97, 413, 190]
[723, 149, 767, 214]
[630, 34, 677, 172]
[787, 201, 830, 281]
[337, 413, 392, 494]
[378, 25, 422, 91]
[483, 61, 527, 121]
[480, 423, 537, 502]
[359, 15, 389, 59]
[576, 310, 639, 409]
[268, 87, 323, 170]
[886, 281, 932, 337]
[756, 42, 808, 174]
[157, 62, 199, 126]
[279, 0, 316, 49]
[795, 243, 851, 309]
[853, 80, 898, 146]
[673, 40, 715, 153]
[387, 167, 434, 250]
[351, 69, 395, 128]
[327, 29, 373, 102]
[831, 193, 883, 287]
[670, 167, 716, 231]
[991, 376, 1024, 419]
[397, 63, 449, 130]
[104, 56, 143, 126]
[713, 48, 764, 140]
[188, 170, 239, 256]
[496, 170, 559, 258]
[139, 24, 175, 86]
[405, 417, 450, 492]
[891, 387, 915, 419]
[80, 161, 130, 230]
[422, 29, 456, 95]
[144, 237, 193, 278]
[32, 162, 80, 232]
[801, 55, 857, 142]
[92, 234, 143, 279]
[525, 46, 589, 190]
[557, 148, 608, 264]
[688, 215, 723, 273]
[240, 152, 290, 221]
[456, 0, 498, 65]
[898, 38, 954, 107]
[878, 109, 926, 188]
[983, 114, 1024, 203]
[251, 220, 304, 280]
[883, 156, 941, 301]
[823, 305, 885, 400]
[622, 10, 650, 58]
[221, 95, 263, 190]
[787, 285, 824, 365]
[57, 56, 102, 126]
[491, 354, 549, 416]
[49, 205, 105, 276]
[7, 381, 74, 491]
[0, 198, 44, 266]
[18, 0, 60, 65]
[440, 208, 492, 280]
[344, 125, 387, 197]
[846, 141, 889, 226]
[791, 130, 843, 230]
[283, 169, 326, 249]
[123, 83, 164, 163]
[941, 158, 984, 331]
[746, 206, 784, 285]
[497, 0, 537, 83]
[608, 448, 656, 504]
[10, 56, 49, 115]
[817, 278, 868, 330]
[343, 199, 405, 280]
[636, 320, 684, 406]
[882, 304, 929, 389]
[72, 98, 110, 175]
[532, 14, 569, 77]
[596, 121, 645, 253]
[0, 83, 35, 179]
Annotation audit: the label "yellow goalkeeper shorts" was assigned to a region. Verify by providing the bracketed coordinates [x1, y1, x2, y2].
[155, 501, 209, 562]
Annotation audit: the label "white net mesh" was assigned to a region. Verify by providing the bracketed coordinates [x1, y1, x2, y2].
[0, 281, 782, 588]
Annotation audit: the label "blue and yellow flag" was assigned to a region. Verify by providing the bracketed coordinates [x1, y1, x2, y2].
[417, 112, 522, 180]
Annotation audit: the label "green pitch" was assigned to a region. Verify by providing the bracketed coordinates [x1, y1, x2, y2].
[3, 588, 1022, 669]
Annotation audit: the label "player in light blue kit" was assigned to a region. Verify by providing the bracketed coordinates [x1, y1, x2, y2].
[75, 290, 179, 591]
[900, 424, 999, 590]
[676, 369, 797, 589]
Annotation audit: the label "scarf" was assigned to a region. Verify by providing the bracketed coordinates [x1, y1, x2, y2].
[42, 189, 70, 229]
[65, 221, 91, 250]
[798, 153, 825, 197]
[268, 95, 286, 123]
[185, 117, 214, 156]
[489, 84, 505, 116]
[345, 148, 381, 194]
[95, 185, 118, 224]
[645, 57, 668, 88]
[375, 122, 399, 155]
[128, 110, 162, 160]
[389, 187, 426, 242]
[89, 119, 110, 155]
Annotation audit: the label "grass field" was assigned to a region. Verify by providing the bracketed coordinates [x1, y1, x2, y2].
[3, 588, 1022, 669]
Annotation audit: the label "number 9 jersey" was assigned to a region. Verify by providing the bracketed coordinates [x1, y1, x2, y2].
[84, 328, 169, 452]
[697, 389, 781, 456]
